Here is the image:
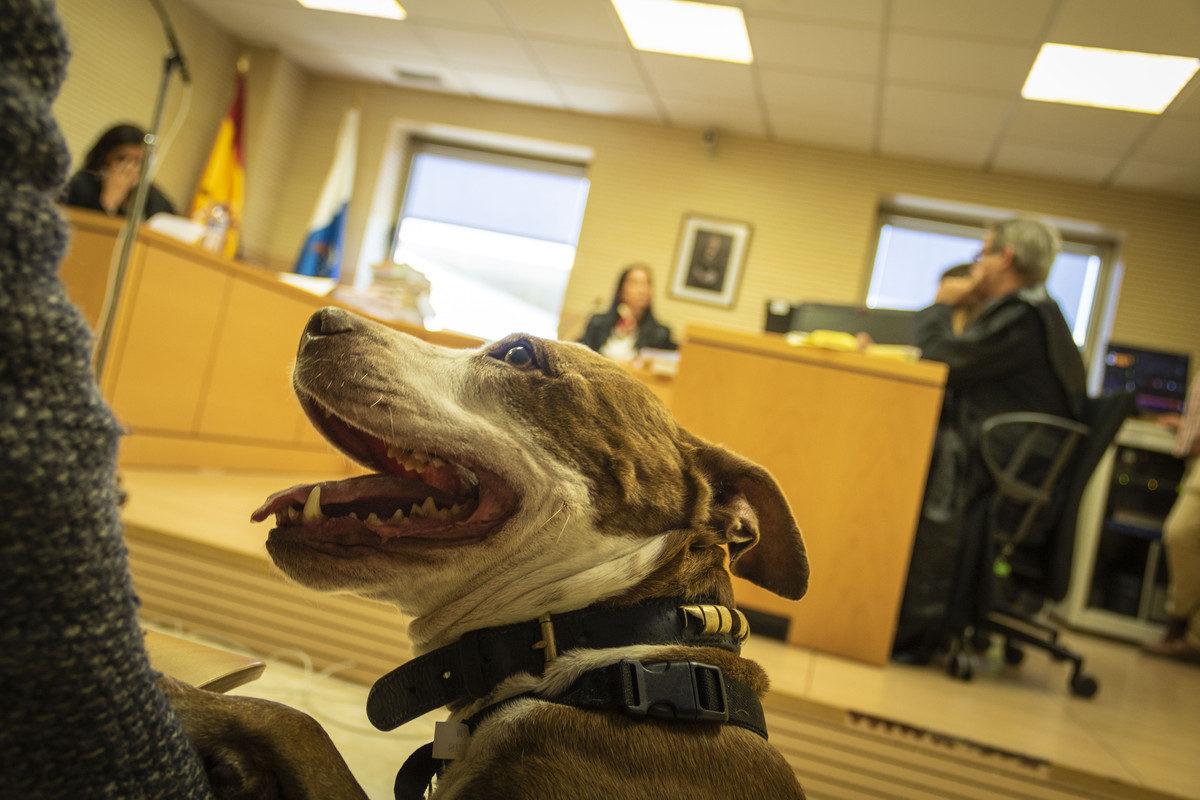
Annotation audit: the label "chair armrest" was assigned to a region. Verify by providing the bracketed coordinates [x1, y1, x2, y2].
[979, 413, 1090, 504]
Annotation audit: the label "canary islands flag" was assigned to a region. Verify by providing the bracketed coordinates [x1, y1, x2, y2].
[294, 107, 359, 279]
[190, 70, 245, 259]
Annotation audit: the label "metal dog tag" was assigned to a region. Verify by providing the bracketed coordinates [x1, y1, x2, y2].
[432, 720, 470, 760]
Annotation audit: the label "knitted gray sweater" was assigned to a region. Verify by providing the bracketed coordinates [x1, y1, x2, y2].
[0, 2, 214, 796]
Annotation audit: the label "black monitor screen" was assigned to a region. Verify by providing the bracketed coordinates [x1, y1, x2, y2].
[1102, 343, 1190, 414]
[789, 302, 917, 346]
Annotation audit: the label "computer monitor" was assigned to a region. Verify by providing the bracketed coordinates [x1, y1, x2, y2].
[789, 302, 917, 346]
[1102, 343, 1190, 415]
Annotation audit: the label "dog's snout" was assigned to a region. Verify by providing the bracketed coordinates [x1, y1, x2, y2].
[299, 308, 360, 355]
[306, 307, 357, 337]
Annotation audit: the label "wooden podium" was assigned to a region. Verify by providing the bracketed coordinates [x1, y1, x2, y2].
[672, 325, 947, 665]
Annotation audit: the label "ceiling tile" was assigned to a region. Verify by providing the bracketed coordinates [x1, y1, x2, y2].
[1004, 100, 1157, 155]
[287, 48, 471, 94]
[397, 0, 508, 30]
[1109, 159, 1200, 197]
[882, 85, 1012, 136]
[1166, 81, 1200, 120]
[557, 83, 661, 122]
[458, 70, 564, 108]
[659, 95, 766, 138]
[759, 70, 876, 120]
[1132, 117, 1200, 164]
[495, 0, 628, 46]
[526, 40, 645, 90]
[879, 125, 993, 167]
[418, 26, 540, 73]
[886, 32, 1035, 92]
[771, 108, 875, 151]
[992, 141, 1122, 183]
[739, 0, 886, 27]
[639, 53, 757, 103]
[891, 0, 1055, 43]
[747, 17, 882, 78]
[1047, 0, 1200, 58]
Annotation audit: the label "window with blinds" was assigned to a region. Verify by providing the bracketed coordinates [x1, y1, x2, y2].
[391, 140, 590, 340]
[866, 213, 1111, 350]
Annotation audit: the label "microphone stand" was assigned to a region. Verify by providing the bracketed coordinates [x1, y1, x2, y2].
[93, 0, 190, 376]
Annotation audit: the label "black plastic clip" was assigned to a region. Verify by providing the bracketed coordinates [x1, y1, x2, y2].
[619, 659, 728, 723]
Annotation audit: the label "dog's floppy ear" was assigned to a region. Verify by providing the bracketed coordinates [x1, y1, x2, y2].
[688, 434, 808, 600]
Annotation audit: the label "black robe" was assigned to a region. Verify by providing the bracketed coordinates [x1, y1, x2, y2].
[892, 285, 1087, 662]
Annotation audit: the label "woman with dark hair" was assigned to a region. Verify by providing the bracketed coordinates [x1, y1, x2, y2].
[579, 263, 677, 360]
[60, 123, 176, 217]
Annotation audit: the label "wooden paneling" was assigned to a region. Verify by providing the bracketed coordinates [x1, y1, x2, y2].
[107, 250, 230, 432]
[58, 207, 486, 473]
[118, 433, 351, 474]
[198, 280, 317, 441]
[56, 207, 121, 331]
[672, 324, 946, 665]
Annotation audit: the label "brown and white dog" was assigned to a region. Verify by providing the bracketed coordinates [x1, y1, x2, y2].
[250, 307, 809, 799]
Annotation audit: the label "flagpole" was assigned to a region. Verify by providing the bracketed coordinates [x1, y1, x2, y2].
[94, 0, 189, 376]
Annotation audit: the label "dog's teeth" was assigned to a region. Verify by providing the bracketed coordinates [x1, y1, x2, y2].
[366, 512, 383, 524]
[390, 508, 407, 522]
[386, 445, 402, 460]
[349, 512, 359, 520]
[450, 503, 463, 517]
[420, 497, 438, 517]
[303, 486, 324, 522]
[430, 456, 446, 468]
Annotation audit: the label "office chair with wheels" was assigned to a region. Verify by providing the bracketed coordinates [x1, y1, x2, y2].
[943, 392, 1136, 697]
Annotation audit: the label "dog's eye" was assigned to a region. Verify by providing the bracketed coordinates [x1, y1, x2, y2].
[503, 345, 536, 368]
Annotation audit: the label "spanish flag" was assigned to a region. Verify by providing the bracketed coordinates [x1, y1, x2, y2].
[190, 69, 245, 259]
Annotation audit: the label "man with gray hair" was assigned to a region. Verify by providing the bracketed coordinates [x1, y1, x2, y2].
[892, 216, 1087, 664]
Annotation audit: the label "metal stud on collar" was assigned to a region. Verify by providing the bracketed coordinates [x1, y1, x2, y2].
[680, 604, 751, 642]
[533, 613, 558, 663]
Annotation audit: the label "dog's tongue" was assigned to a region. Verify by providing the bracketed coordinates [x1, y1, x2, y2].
[251, 474, 464, 522]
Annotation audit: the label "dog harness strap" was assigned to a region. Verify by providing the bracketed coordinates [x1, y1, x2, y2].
[368, 597, 740, 731]
[542, 659, 769, 740]
[393, 742, 439, 800]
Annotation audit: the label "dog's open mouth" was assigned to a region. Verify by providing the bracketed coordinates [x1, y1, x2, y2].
[251, 394, 517, 548]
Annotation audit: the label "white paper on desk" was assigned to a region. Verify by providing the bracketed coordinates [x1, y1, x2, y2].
[145, 213, 206, 245]
[277, 273, 336, 296]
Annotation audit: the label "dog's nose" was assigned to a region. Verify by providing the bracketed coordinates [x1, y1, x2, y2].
[304, 307, 357, 338]
[300, 307, 358, 354]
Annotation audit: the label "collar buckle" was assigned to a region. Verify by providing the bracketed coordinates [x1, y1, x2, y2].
[619, 658, 728, 723]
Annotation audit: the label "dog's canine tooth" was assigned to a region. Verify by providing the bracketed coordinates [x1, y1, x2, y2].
[366, 512, 383, 524]
[303, 485, 324, 522]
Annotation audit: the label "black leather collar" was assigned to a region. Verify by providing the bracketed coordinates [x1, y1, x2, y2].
[367, 597, 745, 731]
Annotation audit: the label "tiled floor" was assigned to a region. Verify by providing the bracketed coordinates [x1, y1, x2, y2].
[158, 623, 1200, 800]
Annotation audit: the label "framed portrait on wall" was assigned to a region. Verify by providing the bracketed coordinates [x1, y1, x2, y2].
[669, 213, 753, 307]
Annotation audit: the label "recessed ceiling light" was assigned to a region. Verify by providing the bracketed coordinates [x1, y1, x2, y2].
[297, 0, 406, 21]
[611, 0, 752, 64]
[1022, 43, 1199, 114]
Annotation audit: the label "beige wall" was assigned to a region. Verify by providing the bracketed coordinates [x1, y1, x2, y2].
[264, 75, 1200, 361]
[51, 3, 1200, 362]
[54, 0, 241, 215]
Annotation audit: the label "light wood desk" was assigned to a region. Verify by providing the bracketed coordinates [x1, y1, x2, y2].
[58, 207, 483, 473]
[672, 325, 947, 665]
